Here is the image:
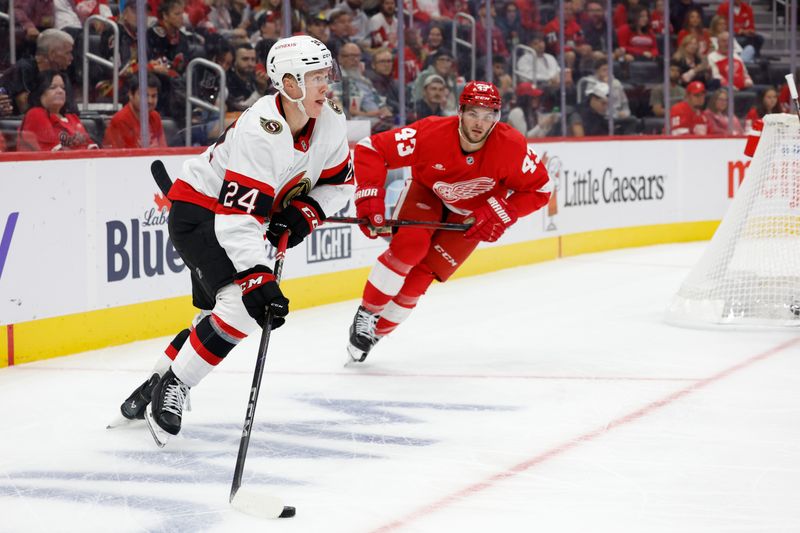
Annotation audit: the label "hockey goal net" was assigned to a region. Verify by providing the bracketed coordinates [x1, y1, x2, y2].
[667, 113, 800, 327]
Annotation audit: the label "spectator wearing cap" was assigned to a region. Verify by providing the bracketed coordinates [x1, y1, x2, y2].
[580, 58, 630, 120]
[413, 50, 459, 115]
[1, 29, 76, 115]
[650, 61, 686, 117]
[570, 82, 610, 137]
[670, 80, 708, 135]
[306, 12, 331, 44]
[415, 74, 446, 119]
[507, 82, 559, 138]
[103, 74, 167, 148]
[250, 9, 280, 45]
[335, 43, 394, 132]
[334, 0, 370, 45]
[707, 31, 753, 91]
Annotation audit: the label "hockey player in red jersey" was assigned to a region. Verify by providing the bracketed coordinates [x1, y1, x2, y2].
[346, 81, 552, 363]
[118, 35, 354, 444]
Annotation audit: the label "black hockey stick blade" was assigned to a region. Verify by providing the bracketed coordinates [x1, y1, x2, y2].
[150, 159, 173, 196]
[327, 216, 471, 231]
[229, 231, 294, 519]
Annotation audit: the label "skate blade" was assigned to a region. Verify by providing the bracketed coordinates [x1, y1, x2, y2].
[344, 344, 366, 366]
[106, 414, 143, 430]
[144, 404, 169, 448]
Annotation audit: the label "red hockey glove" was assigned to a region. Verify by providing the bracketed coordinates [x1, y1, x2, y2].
[354, 186, 390, 239]
[267, 194, 325, 248]
[234, 266, 289, 329]
[464, 196, 518, 242]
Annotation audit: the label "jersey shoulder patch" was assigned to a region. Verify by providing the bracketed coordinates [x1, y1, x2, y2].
[260, 117, 283, 135]
[327, 98, 343, 115]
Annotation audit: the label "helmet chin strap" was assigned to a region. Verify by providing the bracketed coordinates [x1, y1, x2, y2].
[279, 84, 309, 118]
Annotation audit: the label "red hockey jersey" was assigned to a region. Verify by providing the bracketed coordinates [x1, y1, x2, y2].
[353, 116, 552, 217]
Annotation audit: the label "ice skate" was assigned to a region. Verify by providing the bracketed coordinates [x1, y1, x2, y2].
[107, 373, 161, 429]
[145, 368, 190, 447]
[346, 306, 381, 364]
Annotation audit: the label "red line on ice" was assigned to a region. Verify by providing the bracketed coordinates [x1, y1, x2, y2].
[367, 337, 800, 533]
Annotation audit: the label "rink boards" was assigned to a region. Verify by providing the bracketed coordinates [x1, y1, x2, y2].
[0, 136, 748, 365]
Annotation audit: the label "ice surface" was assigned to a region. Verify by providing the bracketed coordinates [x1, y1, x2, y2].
[1, 242, 799, 533]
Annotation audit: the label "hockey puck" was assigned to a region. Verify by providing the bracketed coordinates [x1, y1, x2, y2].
[279, 506, 296, 518]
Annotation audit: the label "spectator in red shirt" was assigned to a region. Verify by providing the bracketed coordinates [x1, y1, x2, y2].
[613, 0, 640, 29]
[103, 74, 167, 149]
[617, 6, 659, 61]
[707, 31, 753, 90]
[677, 8, 711, 55]
[17, 71, 97, 151]
[650, 0, 673, 35]
[703, 88, 744, 134]
[716, 0, 763, 57]
[543, 0, 587, 70]
[670, 80, 708, 135]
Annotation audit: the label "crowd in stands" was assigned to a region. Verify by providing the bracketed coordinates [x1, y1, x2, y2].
[0, 0, 796, 152]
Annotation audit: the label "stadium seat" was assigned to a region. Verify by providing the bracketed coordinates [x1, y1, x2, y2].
[627, 61, 662, 85]
[641, 116, 666, 134]
[0, 118, 22, 151]
[733, 90, 757, 116]
[161, 118, 180, 146]
[767, 62, 790, 86]
[745, 62, 767, 85]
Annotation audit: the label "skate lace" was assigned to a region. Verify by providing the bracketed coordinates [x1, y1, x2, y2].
[354, 308, 379, 340]
[163, 380, 189, 417]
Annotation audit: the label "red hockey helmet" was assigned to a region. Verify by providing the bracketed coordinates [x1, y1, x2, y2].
[459, 81, 502, 111]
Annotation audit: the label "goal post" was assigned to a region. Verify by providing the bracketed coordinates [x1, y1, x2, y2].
[666, 113, 800, 328]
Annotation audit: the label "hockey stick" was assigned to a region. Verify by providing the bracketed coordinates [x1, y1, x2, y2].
[151, 159, 172, 196]
[149, 162, 472, 232]
[327, 216, 471, 231]
[786, 74, 800, 122]
[229, 230, 295, 519]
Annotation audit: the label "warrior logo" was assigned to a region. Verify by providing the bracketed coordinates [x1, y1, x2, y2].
[327, 99, 343, 114]
[260, 117, 283, 135]
[279, 171, 311, 209]
[432, 177, 495, 202]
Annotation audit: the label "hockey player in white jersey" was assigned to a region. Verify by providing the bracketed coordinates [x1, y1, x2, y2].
[118, 35, 354, 444]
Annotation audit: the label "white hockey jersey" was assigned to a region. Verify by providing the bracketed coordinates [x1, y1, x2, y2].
[169, 93, 354, 272]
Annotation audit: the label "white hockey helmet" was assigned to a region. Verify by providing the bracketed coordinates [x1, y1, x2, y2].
[267, 35, 333, 101]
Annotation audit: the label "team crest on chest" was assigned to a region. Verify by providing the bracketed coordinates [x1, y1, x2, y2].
[260, 117, 283, 134]
[432, 177, 496, 202]
[327, 99, 343, 114]
[280, 171, 311, 208]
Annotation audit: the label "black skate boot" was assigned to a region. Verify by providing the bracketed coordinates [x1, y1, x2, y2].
[120, 373, 160, 420]
[145, 368, 190, 447]
[346, 306, 381, 363]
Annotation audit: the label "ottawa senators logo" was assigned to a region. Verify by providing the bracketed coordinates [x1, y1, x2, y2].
[260, 117, 283, 134]
[280, 171, 311, 209]
[327, 99, 343, 114]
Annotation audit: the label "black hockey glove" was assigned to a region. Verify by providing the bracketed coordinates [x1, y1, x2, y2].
[234, 266, 290, 329]
[267, 195, 326, 248]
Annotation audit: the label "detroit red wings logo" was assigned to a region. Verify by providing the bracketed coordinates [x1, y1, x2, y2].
[432, 177, 496, 202]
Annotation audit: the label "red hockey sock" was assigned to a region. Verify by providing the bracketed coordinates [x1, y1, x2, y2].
[362, 249, 415, 313]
